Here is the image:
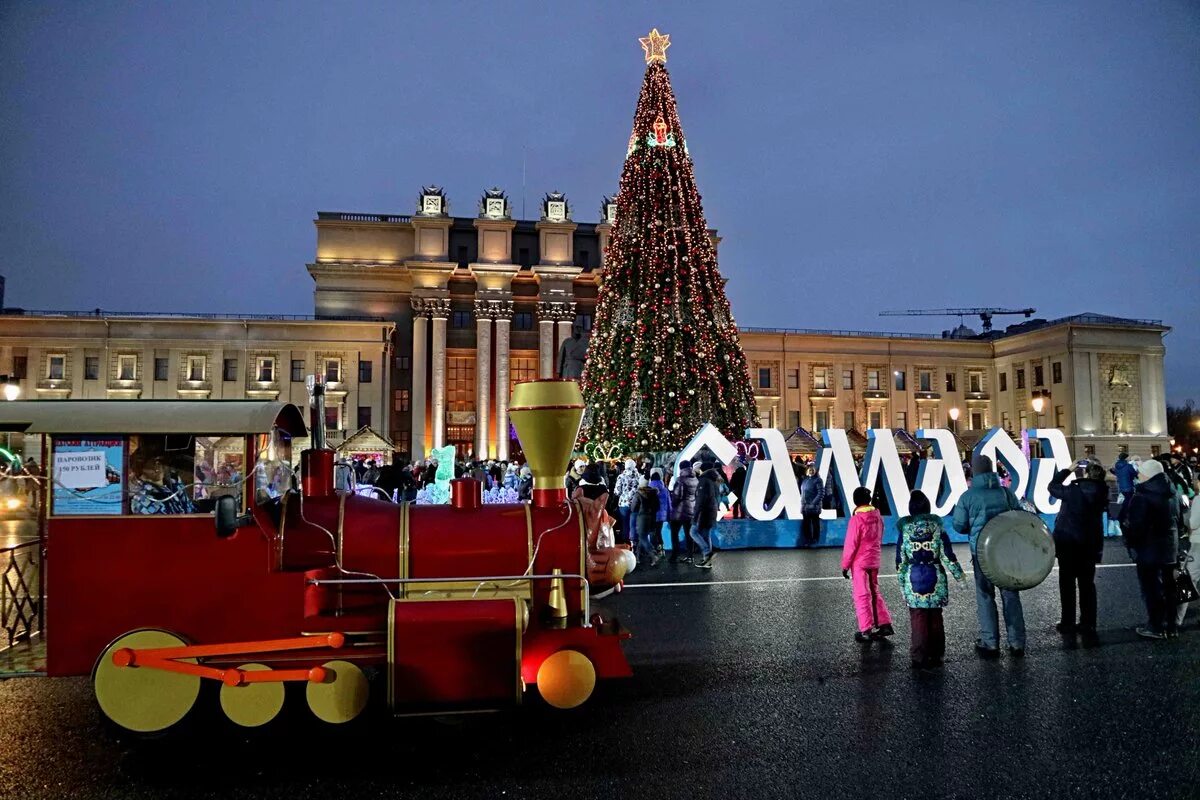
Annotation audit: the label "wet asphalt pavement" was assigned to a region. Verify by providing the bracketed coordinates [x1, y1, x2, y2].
[1, 541, 1198, 800]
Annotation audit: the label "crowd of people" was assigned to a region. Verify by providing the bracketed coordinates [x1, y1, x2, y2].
[342, 446, 1199, 670]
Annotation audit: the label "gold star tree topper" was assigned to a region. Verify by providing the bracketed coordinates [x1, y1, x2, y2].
[639, 28, 670, 64]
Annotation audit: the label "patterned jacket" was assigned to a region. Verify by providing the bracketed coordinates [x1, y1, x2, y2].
[615, 466, 640, 508]
[895, 513, 964, 609]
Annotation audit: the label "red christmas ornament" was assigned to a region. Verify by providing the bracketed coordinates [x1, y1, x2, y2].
[653, 116, 668, 144]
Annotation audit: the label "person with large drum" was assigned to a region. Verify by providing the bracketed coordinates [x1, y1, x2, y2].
[952, 454, 1029, 658]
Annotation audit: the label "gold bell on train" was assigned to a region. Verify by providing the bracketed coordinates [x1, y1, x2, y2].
[545, 567, 568, 628]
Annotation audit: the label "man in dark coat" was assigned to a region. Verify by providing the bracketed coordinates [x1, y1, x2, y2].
[1048, 462, 1109, 645]
[691, 461, 723, 569]
[1120, 459, 1185, 639]
[1110, 452, 1137, 501]
[799, 466, 825, 546]
[729, 462, 747, 520]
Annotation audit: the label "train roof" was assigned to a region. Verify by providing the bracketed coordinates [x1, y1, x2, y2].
[0, 400, 308, 437]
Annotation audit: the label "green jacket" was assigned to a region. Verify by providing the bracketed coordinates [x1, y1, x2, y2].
[952, 472, 1023, 554]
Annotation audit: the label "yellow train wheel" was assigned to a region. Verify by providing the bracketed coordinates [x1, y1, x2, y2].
[536, 649, 596, 709]
[93, 629, 200, 734]
[219, 663, 285, 728]
[305, 660, 368, 724]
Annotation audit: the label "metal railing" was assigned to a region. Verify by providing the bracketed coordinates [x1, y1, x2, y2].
[739, 326, 946, 340]
[0, 309, 387, 322]
[317, 212, 413, 224]
[1, 541, 41, 649]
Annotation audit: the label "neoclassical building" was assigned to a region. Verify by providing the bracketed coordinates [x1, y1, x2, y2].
[0, 312, 393, 454]
[308, 188, 624, 460]
[739, 313, 1170, 465]
[0, 185, 1171, 468]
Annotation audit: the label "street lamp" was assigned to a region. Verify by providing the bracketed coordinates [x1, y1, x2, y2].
[0, 375, 18, 402]
[948, 406, 960, 434]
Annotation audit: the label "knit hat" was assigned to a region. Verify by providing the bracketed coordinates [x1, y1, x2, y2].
[1137, 459, 1164, 482]
[971, 453, 994, 474]
[638, 477, 649, 489]
[573, 459, 587, 473]
[624, 458, 637, 471]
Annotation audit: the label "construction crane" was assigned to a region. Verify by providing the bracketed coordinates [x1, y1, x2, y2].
[879, 307, 1037, 333]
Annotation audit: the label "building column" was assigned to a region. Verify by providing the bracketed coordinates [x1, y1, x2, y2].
[537, 303, 555, 379]
[429, 300, 450, 450]
[475, 304, 493, 459]
[494, 303, 513, 460]
[410, 298, 428, 458]
[555, 314, 574, 377]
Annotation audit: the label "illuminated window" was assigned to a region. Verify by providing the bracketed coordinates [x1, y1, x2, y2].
[118, 355, 137, 381]
[896, 411, 907, 430]
[256, 357, 275, 383]
[394, 389, 410, 412]
[919, 410, 932, 429]
[812, 367, 828, 390]
[447, 355, 476, 411]
[47, 354, 66, 380]
[510, 355, 538, 394]
[397, 431, 411, 455]
[187, 356, 206, 382]
[324, 359, 341, 384]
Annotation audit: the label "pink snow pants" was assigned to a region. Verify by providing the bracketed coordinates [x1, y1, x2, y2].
[852, 567, 892, 632]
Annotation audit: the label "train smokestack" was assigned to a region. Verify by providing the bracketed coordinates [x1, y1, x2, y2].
[509, 379, 585, 509]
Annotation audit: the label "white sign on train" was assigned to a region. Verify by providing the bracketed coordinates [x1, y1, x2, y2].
[673, 425, 1074, 520]
[54, 450, 109, 489]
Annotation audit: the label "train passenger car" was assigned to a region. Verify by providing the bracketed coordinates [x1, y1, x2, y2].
[3, 380, 632, 734]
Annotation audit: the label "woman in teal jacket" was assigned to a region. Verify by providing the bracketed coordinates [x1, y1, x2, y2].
[897, 491, 965, 668]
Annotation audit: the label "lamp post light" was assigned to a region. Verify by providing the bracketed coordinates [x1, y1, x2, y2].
[1030, 390, 1051, 458]
[948, 406, 960, 434]
[0, 375, 19, 402]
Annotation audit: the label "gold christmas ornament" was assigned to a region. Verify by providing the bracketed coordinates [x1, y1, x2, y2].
[639, 28, 671, 64]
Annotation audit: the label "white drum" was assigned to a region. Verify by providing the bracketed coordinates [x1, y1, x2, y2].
[975, 510, 1055, 591]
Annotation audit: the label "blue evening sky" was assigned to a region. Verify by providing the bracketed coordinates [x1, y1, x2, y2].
[1, 2, 1197, 402]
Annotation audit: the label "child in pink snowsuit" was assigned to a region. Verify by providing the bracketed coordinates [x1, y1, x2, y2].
[842, 487, 894, 641]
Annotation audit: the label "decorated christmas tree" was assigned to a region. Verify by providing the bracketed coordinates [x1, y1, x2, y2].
[580, 29, 759, 453]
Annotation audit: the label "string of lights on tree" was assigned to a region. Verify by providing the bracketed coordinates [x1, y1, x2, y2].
[580, 29, 759, 452]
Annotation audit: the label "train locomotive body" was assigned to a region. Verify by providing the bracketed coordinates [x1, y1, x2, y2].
[24, 380, 632, 733]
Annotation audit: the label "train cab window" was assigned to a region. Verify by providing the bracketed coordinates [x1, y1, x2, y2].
[129, 435, 198, 515]
[254, 430, 293, 505]
[193, 436, 248, 512]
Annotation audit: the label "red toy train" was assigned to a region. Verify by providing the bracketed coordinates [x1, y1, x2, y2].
[14, 380, 632, 733]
